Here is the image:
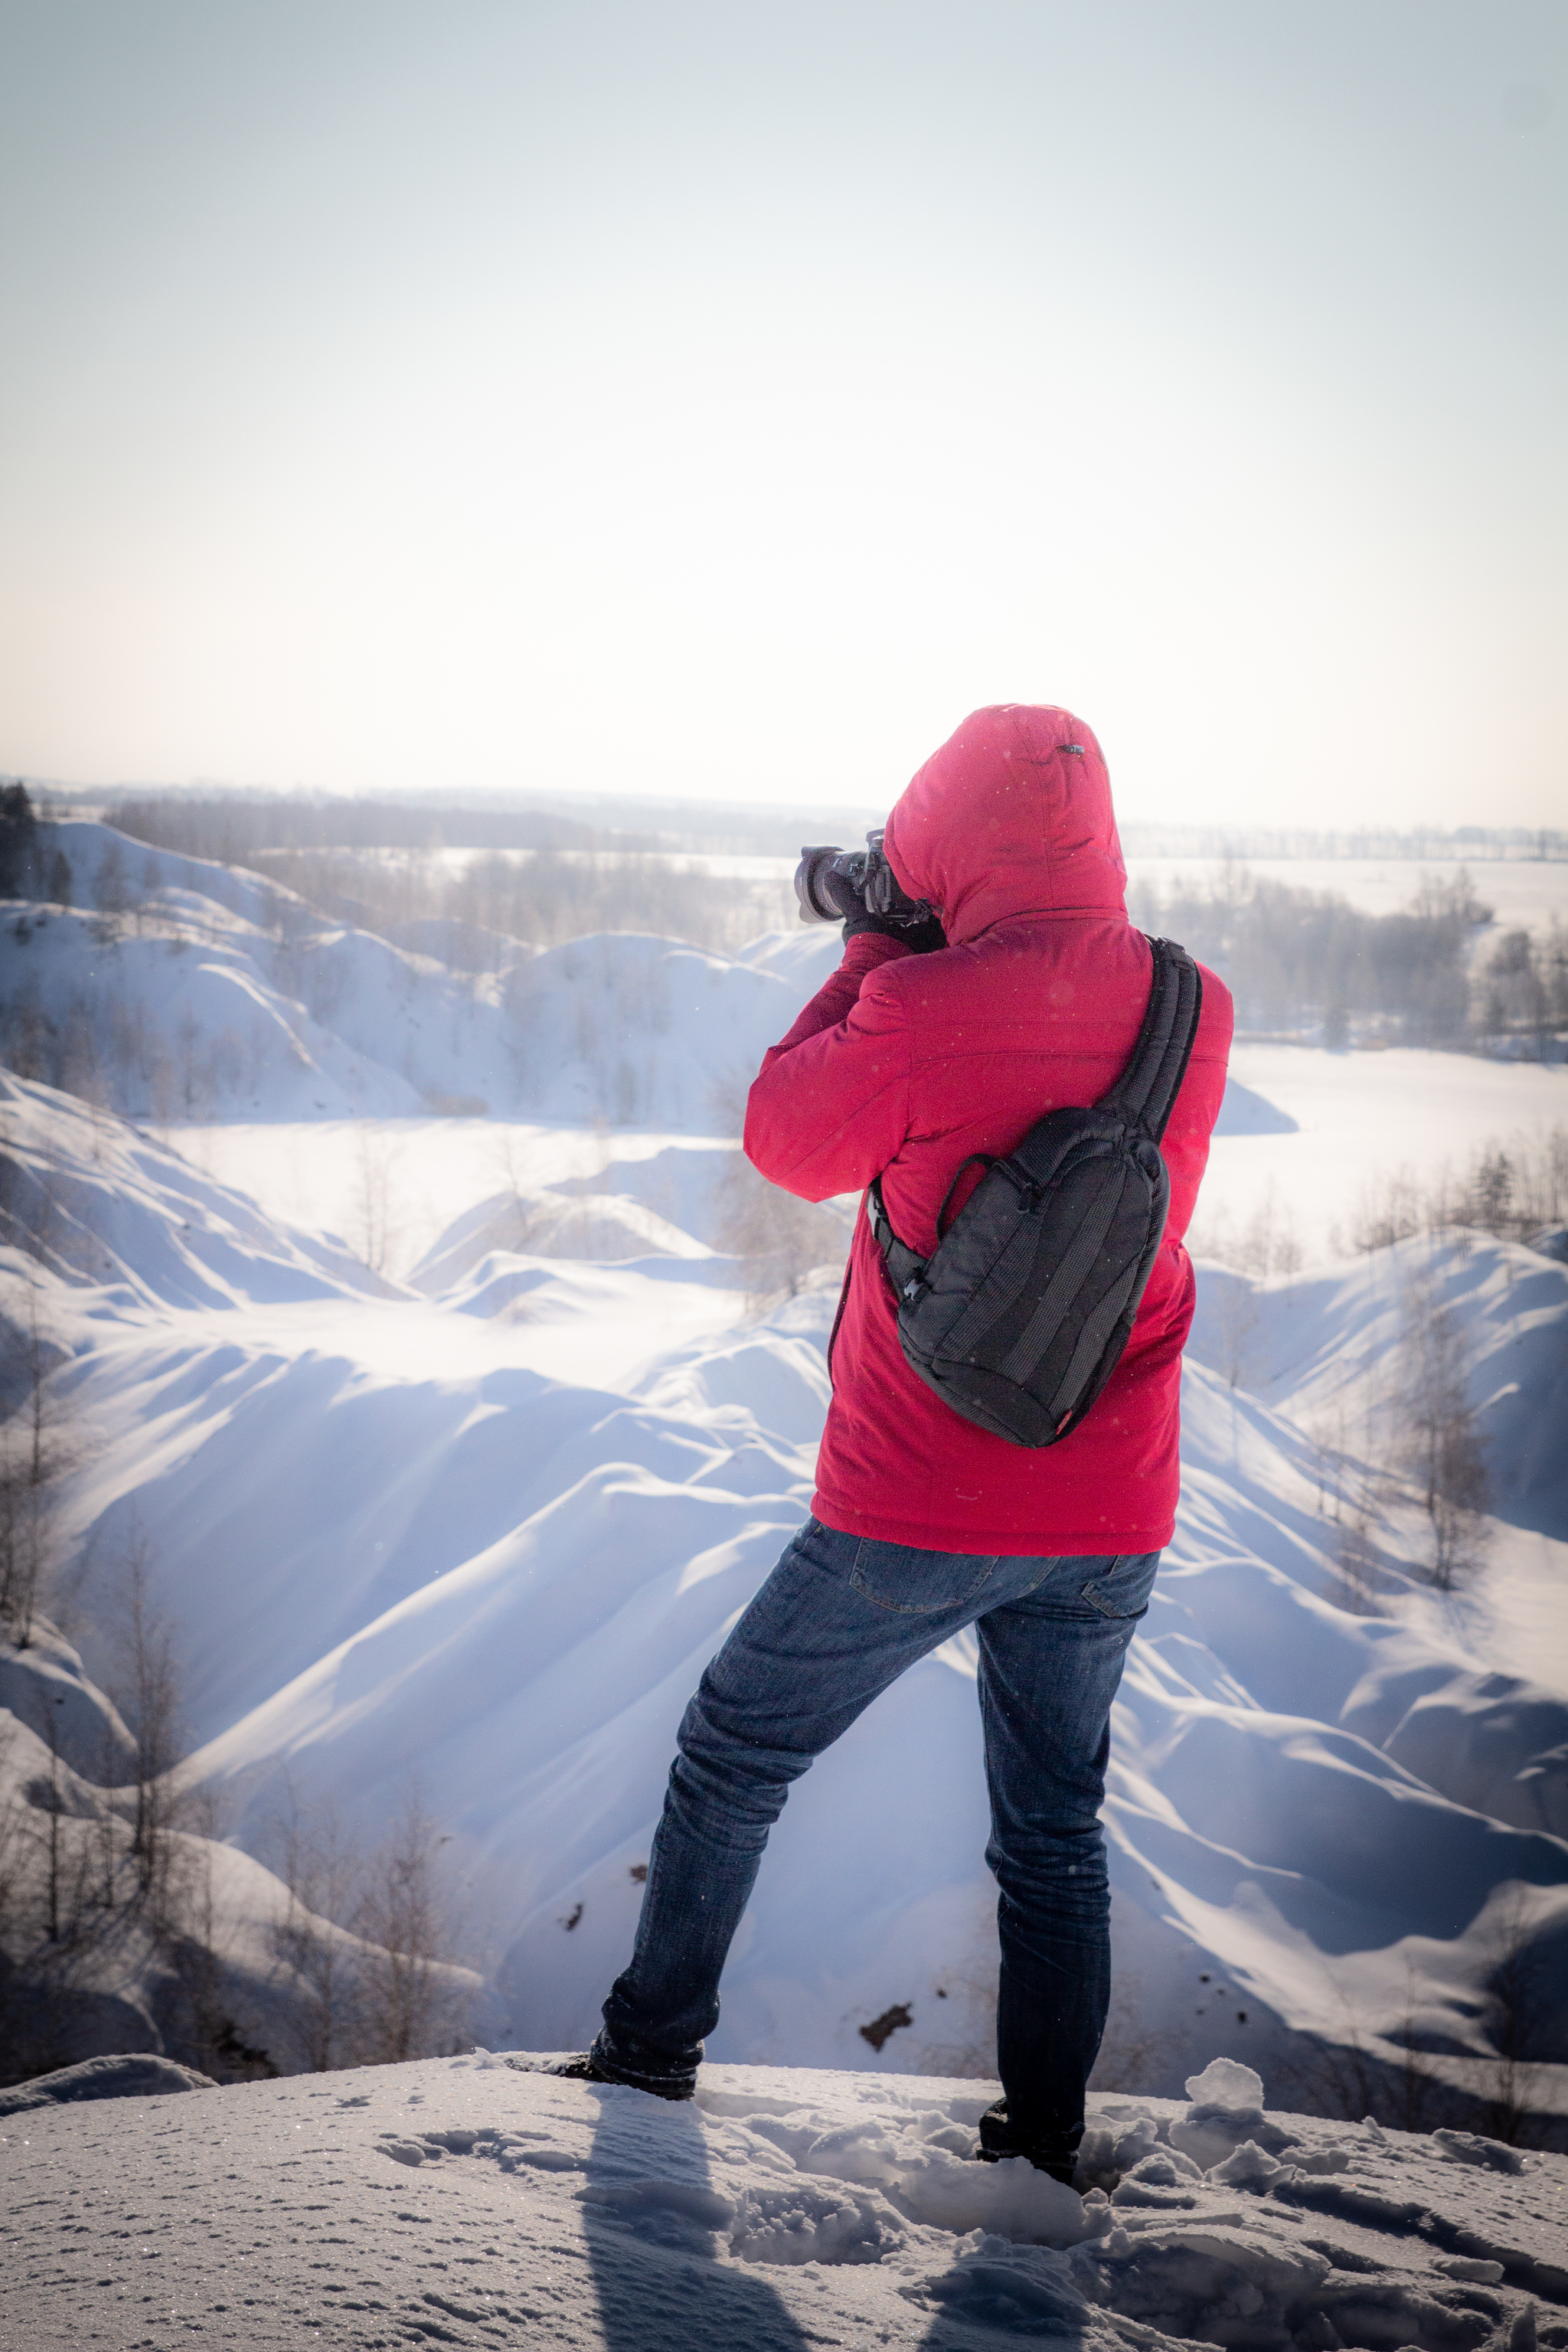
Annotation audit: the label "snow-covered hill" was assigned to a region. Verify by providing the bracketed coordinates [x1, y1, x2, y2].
[3, 1070, 1564, 2132]
[1, 821, 816, 1125]
[5, 2048, 1566, 2352]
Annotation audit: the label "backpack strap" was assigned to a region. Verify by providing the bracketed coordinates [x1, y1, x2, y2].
[1099, 936, 1204, 1142]
[866, 1175, 928, 1302]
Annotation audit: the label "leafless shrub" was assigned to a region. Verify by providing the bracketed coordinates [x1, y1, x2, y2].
[1191, 1179, 1302, 1285]
[1333, 1508, 1381, 1616]
[0, 1278, 76, 1647]
[351, 1125, 403, 1276]
[351, 1790, 469, 2064]
[1397, 1267, 1490, 1591]
[1350, 1124, 1568, 1253]
[711, 1154, 848, 1312]
[1478, 1889, 1551, 2145]
[271, 1792, 363, 2073]
[109, 1524, 188, 1926]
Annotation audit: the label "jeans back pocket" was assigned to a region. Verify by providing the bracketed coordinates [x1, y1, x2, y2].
[849, 1538, 1000, 1616]
[1073, 1551, 1161, 1622]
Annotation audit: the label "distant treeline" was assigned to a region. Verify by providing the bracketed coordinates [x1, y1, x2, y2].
[253, 844, 793, 959]
[106, 795, 625, 858]
[9, 783, 1566, 1054]
[1129, 866, 1566, 1051]
[1119, 822, 1567, 861]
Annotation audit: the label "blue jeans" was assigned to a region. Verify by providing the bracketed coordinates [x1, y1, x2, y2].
[595, 1517, 1158, 2154]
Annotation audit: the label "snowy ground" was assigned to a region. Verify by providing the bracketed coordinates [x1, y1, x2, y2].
[3, 824, 1566, 2164]
[1194, 1044, 1566, 1263]
[166, 1044, 1567, 1285]
[4, 1063, 1565, 2131]
[4, 2051, 1566, 2351]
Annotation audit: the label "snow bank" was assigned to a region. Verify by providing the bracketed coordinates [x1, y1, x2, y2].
[5, 2051, 1566, 2351]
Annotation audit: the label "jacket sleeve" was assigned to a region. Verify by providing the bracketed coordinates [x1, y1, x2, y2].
[744, 934, 914, 1203]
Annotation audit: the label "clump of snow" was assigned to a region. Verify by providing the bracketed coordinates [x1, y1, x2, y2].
[1434, 2128, 1528, 2176]
[1184, 2056, 1266, 2117]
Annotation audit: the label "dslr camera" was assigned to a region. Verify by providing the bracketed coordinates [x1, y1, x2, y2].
[794, 829, 933, 929]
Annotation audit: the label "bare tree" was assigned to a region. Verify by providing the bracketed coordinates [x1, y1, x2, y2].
[0, 1279, 73, 1647]
[1399, 1267, 1490, 1591]
[112, 1524, 187, 1926]
[485, 1128, 549, 1254]
[1214, 1279, 1259, 1393]
[1390, 1958, 1439, 2135]
[711, 1152, 848, 1312]
[1334, 1508, 1380, 1617]
[272, 1792, 362, 2073]
[1478, 1890, 1548, 2145]
[351, 1125, 402, 1277]
[352, 1789, 466, 2063]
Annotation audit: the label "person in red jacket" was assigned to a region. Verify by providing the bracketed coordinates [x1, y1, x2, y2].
[557, 705, 1233, 2184]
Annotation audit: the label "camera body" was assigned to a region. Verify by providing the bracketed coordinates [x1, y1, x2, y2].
[794, 829, 933, 929]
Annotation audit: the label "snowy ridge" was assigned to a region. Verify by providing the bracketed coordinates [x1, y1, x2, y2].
[2, 822, 813, 1125]
[0, 1068, 397, 1310]
[4, 2049, 1566, 2350]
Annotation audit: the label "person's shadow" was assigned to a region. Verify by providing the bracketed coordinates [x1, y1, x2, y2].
[580, 2086, 818, 2351]
[581, 2082, 1099, 2350]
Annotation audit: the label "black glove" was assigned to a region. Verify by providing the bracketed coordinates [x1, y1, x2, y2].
[841, 906, 947, 954]
[815, 859, 944, 953]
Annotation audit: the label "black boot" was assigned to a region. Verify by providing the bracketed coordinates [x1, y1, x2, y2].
[975, 2097, 1080, 2187]
[519, 2050, 694, 2102]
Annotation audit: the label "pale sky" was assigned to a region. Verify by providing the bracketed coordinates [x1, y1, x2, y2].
[0, 1, 1563, 827]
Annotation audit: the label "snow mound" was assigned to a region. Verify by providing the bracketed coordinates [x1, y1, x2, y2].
[0, 2053, 217, 2112]
[1214, 1076, 1298, 1135]
[5, 2053, 1566, 2351]
[0, 1068, 397, 1308]
[410, 1186, 714, 1292]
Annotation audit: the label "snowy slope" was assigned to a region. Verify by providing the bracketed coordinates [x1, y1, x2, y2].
[1, 825, 813, 1126]
[0, 1619, 498, 2077]
[0, 1069, 396, 1311]
[6, 1073, 1563, 2128]
[4, 2050, 1566, 2352]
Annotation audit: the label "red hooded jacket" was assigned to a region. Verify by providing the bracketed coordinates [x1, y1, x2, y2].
[744, 705, 1233, 1556]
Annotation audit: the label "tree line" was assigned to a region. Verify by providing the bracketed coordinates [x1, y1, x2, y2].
[1129, 864, 1568, 1051]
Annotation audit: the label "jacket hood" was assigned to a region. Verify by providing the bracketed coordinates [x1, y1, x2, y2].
[883, 704, 1127, 946]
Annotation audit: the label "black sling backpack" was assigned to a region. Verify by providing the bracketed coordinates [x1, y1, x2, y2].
[864, 936, 1203, 1450]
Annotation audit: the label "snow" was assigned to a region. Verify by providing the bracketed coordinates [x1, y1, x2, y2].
[158, 1049, 1566, 1292]
[4, 2050, 1566, 2350]
[171, 1120, 743, 1282]
[1194, 1044, 1566, 1260]
[4, 818, 1567, 2275]
[4, 1061, 1564, 2131]
[4, 822, 813, 1125]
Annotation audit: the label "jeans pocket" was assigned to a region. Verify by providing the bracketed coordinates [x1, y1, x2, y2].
[849, 1538, 1000, 1615]
[1073, 1551, 1161, 1622]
